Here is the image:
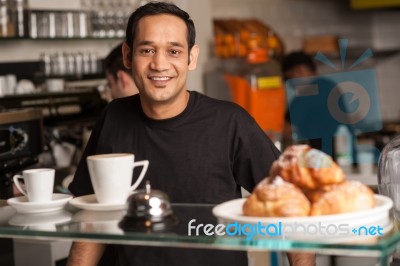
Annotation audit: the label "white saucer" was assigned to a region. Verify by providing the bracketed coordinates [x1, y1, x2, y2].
[69, 194, 127, 211]
[7, 194, 73, 214]
[9, 210, 72, 230]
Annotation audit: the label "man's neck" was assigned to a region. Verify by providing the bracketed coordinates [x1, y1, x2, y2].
[141, 91, 190, 120]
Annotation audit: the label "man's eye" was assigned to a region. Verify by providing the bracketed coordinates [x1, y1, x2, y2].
[169, 50, 181, 56]
[140, 49, 155, 55]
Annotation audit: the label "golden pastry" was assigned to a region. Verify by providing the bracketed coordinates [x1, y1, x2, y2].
[243, 177, 310, 217]
[269, 145, 345, 190]
[310, 181, 375, 216]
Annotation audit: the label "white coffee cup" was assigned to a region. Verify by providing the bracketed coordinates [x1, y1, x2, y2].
[87, 153, 149, 204]
[13, 168, 55, 202]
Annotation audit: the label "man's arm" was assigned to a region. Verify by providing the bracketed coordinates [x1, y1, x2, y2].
[287, 252, 316, 266]
[67, 242, 105, 266]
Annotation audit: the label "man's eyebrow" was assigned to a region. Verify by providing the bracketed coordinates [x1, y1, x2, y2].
[135, 41, 185, 48]
[168, 42, 185, 48]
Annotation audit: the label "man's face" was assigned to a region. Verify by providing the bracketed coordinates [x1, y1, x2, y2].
[125, 14, 198, 106]
[284, 65, 316, 81]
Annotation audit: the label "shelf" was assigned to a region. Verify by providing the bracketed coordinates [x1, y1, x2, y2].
[0, 36, 123, 41]
[313, 48, 400, 72]
[312, 47, 400, 62]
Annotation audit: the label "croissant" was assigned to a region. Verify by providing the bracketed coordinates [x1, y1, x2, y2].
[310, 181, 375, 216]
[269, 145, 345, 190]
[243, 177, 311, 217]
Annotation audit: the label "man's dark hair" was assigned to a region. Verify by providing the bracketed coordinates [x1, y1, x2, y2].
[103, 43, 129, 79]
[125, 1, 196, 52]
[282, 51, 317, 75]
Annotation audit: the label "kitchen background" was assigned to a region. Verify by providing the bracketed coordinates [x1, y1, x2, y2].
[1, 0, 399, 120]
[0, 0, 399, 192]
[1, 1, 399, 266]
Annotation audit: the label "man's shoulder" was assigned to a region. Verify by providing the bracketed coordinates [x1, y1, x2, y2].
[191, 91, 247, 114]
[106, 94, 140, 112]
[109, 94, 139, 105]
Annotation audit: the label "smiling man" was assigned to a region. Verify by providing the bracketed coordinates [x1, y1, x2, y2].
[122, 12, 198, 119]
[67, 2, 282, 266]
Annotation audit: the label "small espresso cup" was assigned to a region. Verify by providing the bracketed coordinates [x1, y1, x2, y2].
[13, 168, 55, 202]
[87, 153, 149, 204]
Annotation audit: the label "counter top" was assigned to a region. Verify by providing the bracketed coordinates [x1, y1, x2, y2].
[0, 200, 399, 265]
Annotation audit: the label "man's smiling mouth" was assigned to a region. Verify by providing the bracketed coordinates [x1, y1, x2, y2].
[149, 76, 172, 81]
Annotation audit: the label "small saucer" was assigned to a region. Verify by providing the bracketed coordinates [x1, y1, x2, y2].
[69, 194, 127, 211]
[9, 210, 72, 230]
[7, 194, 73, 214]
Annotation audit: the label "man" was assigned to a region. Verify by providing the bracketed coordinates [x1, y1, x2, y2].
[281, 51, 322, 150]
[282, 51, 318, 108]
[67, 2, 312, 266]
[103, 43, 139, 101]
[282, 51, 355, 160]
[282, 52, 357, 166]
[282, 51, 317, 82]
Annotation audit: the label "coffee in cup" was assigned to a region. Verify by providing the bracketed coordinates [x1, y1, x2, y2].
[13, 168, 55, 202]
[86, 153, 149, 204]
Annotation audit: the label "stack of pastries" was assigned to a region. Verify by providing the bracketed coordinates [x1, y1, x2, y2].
[243, 145, 375, 217]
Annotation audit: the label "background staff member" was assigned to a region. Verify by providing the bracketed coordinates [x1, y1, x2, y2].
[104, 43, 139, 101]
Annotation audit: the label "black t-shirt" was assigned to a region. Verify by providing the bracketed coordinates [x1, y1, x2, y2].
[69, 91, 280, 266]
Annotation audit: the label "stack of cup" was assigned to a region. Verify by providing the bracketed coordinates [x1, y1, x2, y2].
[0, 74, 18, 96]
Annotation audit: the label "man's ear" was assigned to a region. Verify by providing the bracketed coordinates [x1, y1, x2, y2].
[117, 70, 139, 95]
[117, 71, 130, 88]
[188, 44, 199, 71]
[122, 42, 132, 69]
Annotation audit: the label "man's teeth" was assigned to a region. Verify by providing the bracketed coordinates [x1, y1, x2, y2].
[151, 77, 170, 81]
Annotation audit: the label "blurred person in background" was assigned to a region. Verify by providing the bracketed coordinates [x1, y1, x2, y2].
[282, 51, 356, 164]
[281, 51, 319, 149]
[103, 43, 139, 101]
[282, 51, 317, 83]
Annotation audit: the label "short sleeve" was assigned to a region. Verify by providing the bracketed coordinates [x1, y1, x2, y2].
[233, 115, 280, 193]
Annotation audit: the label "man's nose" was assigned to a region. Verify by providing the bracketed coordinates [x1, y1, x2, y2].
[150, 52, 170, 71]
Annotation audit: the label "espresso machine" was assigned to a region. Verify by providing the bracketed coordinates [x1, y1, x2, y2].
[0, 108, 44, 199]
[0, 88, 107, 197]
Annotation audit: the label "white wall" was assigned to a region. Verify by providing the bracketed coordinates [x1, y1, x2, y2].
[372, 11, 400, 122]
[0, 39, 120, 62]
[176, 0, 213, 93]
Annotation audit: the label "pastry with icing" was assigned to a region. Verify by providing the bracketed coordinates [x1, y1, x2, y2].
[269, 145, 345, 190]
[243, 177, 311, 217]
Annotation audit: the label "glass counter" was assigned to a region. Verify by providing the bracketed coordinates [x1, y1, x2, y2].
[0, 201, 399, 266]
